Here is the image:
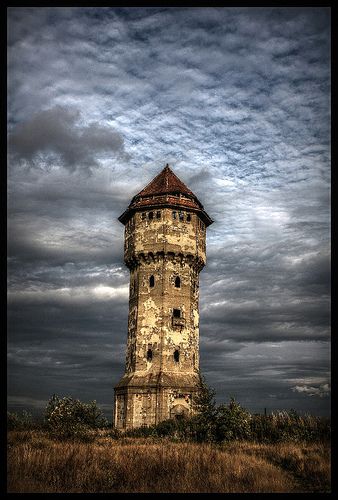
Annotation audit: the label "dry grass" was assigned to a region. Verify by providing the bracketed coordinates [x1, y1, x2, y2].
[7, 430, 330, 493]
[223, 441, 331, 493]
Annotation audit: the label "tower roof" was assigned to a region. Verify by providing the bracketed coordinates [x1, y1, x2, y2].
[137, 164, 196, 199]
[119, 164, 213, 226]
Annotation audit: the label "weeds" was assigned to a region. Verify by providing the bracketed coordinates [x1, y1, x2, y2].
[7, 431, 330, 493]
[7, 385, 330, 493]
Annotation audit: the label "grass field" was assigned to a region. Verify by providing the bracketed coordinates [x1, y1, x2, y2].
[7, 430, 330, 493]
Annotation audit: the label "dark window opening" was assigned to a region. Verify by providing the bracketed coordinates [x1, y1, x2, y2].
[179, 212, 184, 221]
[175, 276, 181, 288]
[172, 211, 177, 219]
[174, 350, 180, 362]
[149, 275, 155, 287]
[156, 211, 161, 219]
[187, 213, 191, 222]
[148, 211, 153, 220]
[173, 308, 181, 318]
[147, 349, 153, 361]
[142, 212, 146, 220]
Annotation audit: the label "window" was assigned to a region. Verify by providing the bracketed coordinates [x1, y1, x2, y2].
[148, 211, 153, 220]
[172, 211, 177, 219]
[149, 275, 155, 288]
[147, 349, 153, 362]
[174, 350, 180, 362]
[142, 212, 146, 220]
[156, 211, 161, 219]
[179, 212, 184, 221]
[173, 308, 181, 318]
[175, 276, 181, 288]
[186, 213, 191, 222]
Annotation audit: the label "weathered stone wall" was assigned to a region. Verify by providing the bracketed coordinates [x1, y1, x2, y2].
[114, 206, 207, 429]
[124, 207, 206, 266]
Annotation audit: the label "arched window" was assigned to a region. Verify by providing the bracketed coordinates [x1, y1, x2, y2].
[147, 349, 153, 362]
[175, 276, 181, 288]
[149, 275, 155, 287]
[174, 350, 180, 363]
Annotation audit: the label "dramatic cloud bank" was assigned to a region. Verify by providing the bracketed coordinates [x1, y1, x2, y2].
[7, 7, 330, 418]
[8, 106, 128, 171]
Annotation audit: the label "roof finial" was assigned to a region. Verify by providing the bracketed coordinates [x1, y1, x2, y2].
[165, 163, 169, 168]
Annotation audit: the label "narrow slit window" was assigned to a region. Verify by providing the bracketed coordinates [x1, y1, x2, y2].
[149, 275, 155, 288]
[174, 350, 180, 362]
[172, 211, 177, 219]
[179, 212, 184, 221]
[147, 349, 153, 361]
[156, 211, 161, 219]
[175, 276, 181, 288]
[186, 213, 191, 222]
[173, 308, 181, 318]
[148, 211, 153, 220]
[142, 212, 146, 220]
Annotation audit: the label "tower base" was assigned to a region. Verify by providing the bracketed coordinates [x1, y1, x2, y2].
[114, 372, 200, 429]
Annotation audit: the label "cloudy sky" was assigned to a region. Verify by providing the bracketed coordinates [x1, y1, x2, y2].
[7, 7, 331, 419]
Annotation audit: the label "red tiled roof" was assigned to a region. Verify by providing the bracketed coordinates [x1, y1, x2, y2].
[119, 164, 213, 226]
[136, 164, 196, 199]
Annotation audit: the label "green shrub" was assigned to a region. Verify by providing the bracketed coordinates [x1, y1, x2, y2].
[109, 427, 122, 440]
[215, 398, 252, 442]
[44, 395, 108, 441]
[7, 411, 34, 431]
[124, 424, 157, 438]
[154, 418, 179, 437]
[250, 411, 331, 443]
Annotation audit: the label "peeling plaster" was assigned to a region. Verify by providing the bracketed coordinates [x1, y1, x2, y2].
[114, 206, 210, 429]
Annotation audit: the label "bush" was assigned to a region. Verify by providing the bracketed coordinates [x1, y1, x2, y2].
[215, 398, 252, 442]
[44, 395, 108, 441]
[124, 424, 157, 438]
[7, 411, 34, 431]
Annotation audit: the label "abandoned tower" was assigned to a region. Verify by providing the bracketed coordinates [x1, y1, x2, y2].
[114, 164, 213, 429]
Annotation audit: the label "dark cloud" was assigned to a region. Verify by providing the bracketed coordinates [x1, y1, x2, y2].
[7, 7, 330, 418]
[8, 105, 128, 172]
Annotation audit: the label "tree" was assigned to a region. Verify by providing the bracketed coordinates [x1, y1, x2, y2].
[190, 375, 218, 442]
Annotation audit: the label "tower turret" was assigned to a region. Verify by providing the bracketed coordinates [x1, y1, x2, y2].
[114, 164, 213, 429]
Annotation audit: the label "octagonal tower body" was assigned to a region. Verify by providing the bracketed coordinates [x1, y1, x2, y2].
[114, 165, 213, 429]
